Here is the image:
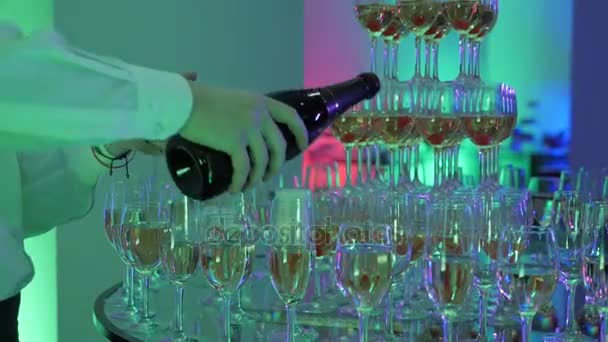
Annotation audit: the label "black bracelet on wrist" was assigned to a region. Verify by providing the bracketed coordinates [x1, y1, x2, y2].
[91, 146, 136, 178]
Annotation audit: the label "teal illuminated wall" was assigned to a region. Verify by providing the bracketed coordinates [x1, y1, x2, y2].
[0, 1, 60, 342]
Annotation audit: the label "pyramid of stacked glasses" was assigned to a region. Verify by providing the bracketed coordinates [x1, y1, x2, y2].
[97, 1, 595, 342]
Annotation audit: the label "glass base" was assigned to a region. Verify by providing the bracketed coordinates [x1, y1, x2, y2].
[107, 305, 139, 323]
[299, 300, 338, 314]
[131, 315, 159, 335]
[159, 331, 200, 342]
[542, 331, 589, 342]
[267, 326, 319, 342]
[231, 307, 259, 325]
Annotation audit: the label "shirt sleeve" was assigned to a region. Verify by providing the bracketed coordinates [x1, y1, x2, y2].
[18, 146, 106, 238]
[0, 22, 193, 148]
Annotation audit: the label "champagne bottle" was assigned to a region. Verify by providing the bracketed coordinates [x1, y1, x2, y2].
[165, 72, 381, 200]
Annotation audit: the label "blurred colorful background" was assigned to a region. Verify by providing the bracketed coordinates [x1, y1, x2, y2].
[4, 0, 606, 340]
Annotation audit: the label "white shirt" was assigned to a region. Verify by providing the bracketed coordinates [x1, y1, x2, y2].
[0, 21, 193, 300]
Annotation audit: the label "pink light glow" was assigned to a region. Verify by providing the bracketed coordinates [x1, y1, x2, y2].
[303, 0, 369, 190]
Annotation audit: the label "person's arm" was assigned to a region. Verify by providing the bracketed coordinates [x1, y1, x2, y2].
[0, 22, 193, 148]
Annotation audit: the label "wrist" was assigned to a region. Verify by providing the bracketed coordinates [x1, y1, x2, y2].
[101, 143, 130, 158]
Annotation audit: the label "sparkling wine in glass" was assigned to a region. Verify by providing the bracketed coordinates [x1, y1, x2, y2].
[443, 0, 482, 81]
[336, 213, 393, 342]
[267, 189, 315, 342]
[581, 201, 608, 342]
[398, 0, 442, 80]
[462, 83, 517, 191]
[161, 196, 201, 342]
[121, 178, 173, 333]
[200, 193, 255, 342]
[416, 82, 463, 192]
[466, 0, 499, 82]
[497, 226, 559, 342]
[103, 180, 139, 322]
[355, 0, 396, 75]
[550, 190, 588, 341]
[424, 196, 477, 342]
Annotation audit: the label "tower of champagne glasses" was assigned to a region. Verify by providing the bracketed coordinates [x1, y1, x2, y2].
[96, 2, 608, 342]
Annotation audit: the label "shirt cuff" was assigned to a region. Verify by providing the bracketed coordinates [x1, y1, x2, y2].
[128, 65, 193, 140]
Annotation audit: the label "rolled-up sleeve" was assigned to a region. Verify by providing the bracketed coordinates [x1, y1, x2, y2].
[0, 22, 193, 148]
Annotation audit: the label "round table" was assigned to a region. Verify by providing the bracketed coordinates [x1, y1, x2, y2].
[92, 274, 591, 342]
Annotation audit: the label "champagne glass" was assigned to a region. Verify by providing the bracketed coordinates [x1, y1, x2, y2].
[467, 0, 499, 83]
[582, 201, 608, 342]
[332, 106, 372, 192]
[161, 196, 201, 342]
[463, 83, 517, 192]
[103, 180, 139, 321]
[422, 6, 451, 82]
[336, 204, 393, 342]
[398, 0, 441, 82]
[443, 0, 481, 82]
[355, 0, 396, 75]
[268, 188, 315, 342]
[550, 191, 588, 341]
[300, 187, 340, 314]
[388, 193, 430, 336]
[200, 193, 255, 342]
[121, 177, 173, 332]
[476, 194, 502, 339]
[424, 196, 477, 342]
[497, 226, 559, 342]
[417, 82, 463, 192]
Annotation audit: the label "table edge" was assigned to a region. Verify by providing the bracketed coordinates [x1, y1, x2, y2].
[92, 283, 143, 342]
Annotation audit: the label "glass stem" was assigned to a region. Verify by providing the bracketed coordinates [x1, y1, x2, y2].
[383, 40, 391, 81]
[492, 146, 500, 184]
[445, 148, 452, 185]
[458, 35, 467, 79]
[412, 144, 420, 185]
[479, 288, 489, 339]
[432, 42, 440, 80]
[474, 40, 481, 79]
[442, 316, 454, 342]
[357, 147, 365, 186]
[358, 311, 370, 342]
[413, 36, 422, 79]
[453, 145, 460, 180]
[434, 148, 442, 188]
[479, 147, 491, 186]
[223, 296, 232, 341]
[370, 37, 378, 74]
[384, 291, 394, 337]
[345, 146, 354, 187]
[375, 145, 384, 184]
[401, 146, 411, 185]
[565, 282, 579, 332]
[389, 147, 398, 188]
[175, 286, 185, 334]
[365, 147, 373, 183]
[520, 313, 534, 342]
[601, 311, 608, 342]
[142, 275, 152, 319]
[286, 304, 297, 342]
[467, 39, 474, 76]
[391, 42, 400, 81]
[423, 40, 431, 79]
[126, 266, 136, 312]
[314, 261, 323, 298]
